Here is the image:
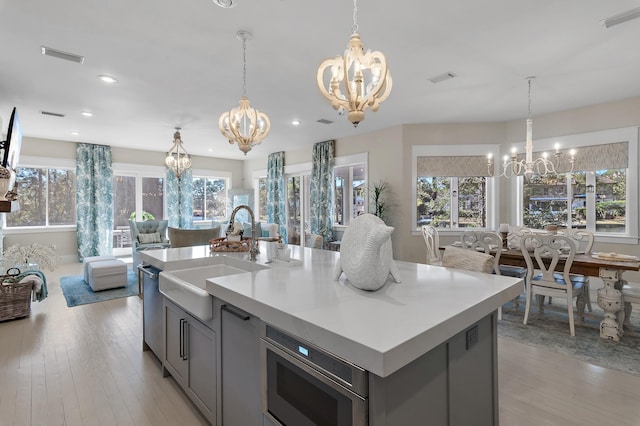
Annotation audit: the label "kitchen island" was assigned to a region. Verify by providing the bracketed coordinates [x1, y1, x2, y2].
[141, 242, 522, 426]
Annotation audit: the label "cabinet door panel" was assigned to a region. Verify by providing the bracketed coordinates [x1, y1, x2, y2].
[222, 306, 262, 426]
[188, 317, 217, 416]
[164, 300, 188, 383]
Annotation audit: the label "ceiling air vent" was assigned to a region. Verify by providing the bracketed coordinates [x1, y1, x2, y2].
[428, 72, 456, 84]
[41, 110, 66, 118]
[316, 118, 334, 125]
[41, 46, 85, 64]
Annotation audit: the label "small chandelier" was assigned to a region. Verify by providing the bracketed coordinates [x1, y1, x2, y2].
[488, 77, 575, 178]
[316, 0, 392, 127]
[219, 30, 271, 155]
[165, 127, 191, 178]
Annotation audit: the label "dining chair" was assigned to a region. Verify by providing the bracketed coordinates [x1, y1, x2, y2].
[520, 233, 586, 336]
[455, 231, 507, 319]
[555, 228, 594, 312]
[460, 231, 502, 274]
[621, 284, 640, 330]
[421, 225, 442, 266]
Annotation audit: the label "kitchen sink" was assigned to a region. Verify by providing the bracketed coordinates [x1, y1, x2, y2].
[159, 257, 269, 321]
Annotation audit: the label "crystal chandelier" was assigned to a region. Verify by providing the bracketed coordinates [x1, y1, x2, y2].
[165, 127, 191, 178]
[488, 77, 575, 178]
[316, 0, 392, 127]
[219, 30, 271, 155]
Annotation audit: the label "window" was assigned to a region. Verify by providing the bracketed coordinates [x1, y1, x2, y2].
[5, 166, 76, 228]
[517, 129, 636, 240]
[522, 169, 627, 233]
[333, 154, 367, 226]
[192, 176, 227, 222]
[413, 145, 498, 232]
[416, 177, 487, 228]
[334, 164, 366, 225]
[112, 171, 165, 248]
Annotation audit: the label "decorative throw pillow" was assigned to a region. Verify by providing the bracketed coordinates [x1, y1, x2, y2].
[333, 213, 401, 291]
[442, 246, 494, 274]
[138, 232, 161, 244]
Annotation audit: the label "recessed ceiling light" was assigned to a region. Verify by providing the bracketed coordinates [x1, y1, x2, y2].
[291, 119, 301, 126]
[98, 75, 118, 83]
[212, 0, 236, 8]
[81, 111, 93, 117]
[208, 148, 214, 152]
[71, 131, 80, 136]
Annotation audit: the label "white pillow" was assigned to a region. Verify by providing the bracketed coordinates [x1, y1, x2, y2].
[138, 232, 162, 244]
[442, 246, 494, 274]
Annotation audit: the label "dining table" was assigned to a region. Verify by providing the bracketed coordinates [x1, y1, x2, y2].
[442, 244, 640, 341]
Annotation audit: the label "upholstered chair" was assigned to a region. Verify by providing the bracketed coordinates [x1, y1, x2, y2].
[305, 234, 324, 249]
[168, 226, 221, 248]
[129, 220, 170, 267]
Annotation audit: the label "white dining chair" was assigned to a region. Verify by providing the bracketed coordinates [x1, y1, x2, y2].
[556, 228, 594, 312]
[458, 231, 510, 319]
[621, 284, 640, 330]
[422, 225, 442, 266]
[520, 233, 587, 336]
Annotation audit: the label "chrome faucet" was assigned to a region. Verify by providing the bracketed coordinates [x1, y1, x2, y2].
[227, 204, 259, 261]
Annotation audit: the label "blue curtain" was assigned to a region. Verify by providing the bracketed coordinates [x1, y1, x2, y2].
[267, 151, 287, 243]
[166, 167, 193, 229]
[310, 140, 335, 242]
[76, 143, 114, 261]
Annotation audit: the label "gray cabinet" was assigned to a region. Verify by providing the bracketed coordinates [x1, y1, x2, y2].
[163, 298, 217, 425]
[369, 313, 497, 426]
[221, 303, 262, 426]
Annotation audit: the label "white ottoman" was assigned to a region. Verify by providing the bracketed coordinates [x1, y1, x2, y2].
[87, 259, 128, 291]
[83, 255, 117, 284]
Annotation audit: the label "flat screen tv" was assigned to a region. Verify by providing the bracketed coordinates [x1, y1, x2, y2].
[2, 107, 22, 170]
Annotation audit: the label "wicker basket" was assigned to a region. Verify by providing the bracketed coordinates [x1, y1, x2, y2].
[0, 270, 33, 321]
[209, 236, 252, 252]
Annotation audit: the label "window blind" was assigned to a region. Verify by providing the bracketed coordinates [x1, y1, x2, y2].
[417, 155, 490, 177]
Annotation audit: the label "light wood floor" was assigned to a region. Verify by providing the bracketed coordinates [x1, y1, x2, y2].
[2, 263, 640, 425]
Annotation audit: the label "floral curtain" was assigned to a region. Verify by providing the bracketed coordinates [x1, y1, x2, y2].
[310, 140, 334, 242]
[267, 151, 287, 243]
[166, 167, 193, 229]
[76, 143, 114, 261]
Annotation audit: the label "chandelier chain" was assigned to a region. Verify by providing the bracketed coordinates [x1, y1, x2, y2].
[242, 37, 247, 98]
[527, 78, 532, 119]
[352, 0, 358, 34]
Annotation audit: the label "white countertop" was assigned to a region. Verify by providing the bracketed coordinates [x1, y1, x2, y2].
[141, 242, 522, 377]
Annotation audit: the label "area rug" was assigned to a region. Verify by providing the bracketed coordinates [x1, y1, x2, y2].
[60, 269, 137, 307]
[498, 297, 640, 377]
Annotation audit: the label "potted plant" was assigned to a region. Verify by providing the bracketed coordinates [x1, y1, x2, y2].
[368, 181, 394, 224]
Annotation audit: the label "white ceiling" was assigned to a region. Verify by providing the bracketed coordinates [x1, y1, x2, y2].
[1, 0, 640, 161]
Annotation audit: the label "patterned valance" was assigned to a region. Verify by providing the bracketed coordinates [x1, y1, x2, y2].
[523, 142, 628, 173]
[417, 155, 490, 177]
